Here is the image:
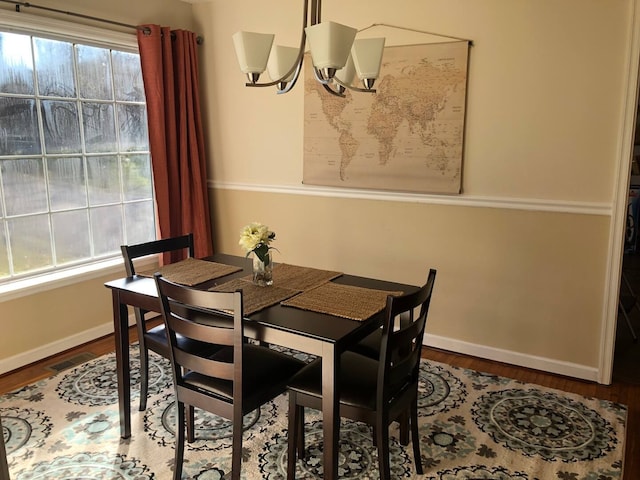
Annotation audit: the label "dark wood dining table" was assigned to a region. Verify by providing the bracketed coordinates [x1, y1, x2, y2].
[104, 252, 418, 480]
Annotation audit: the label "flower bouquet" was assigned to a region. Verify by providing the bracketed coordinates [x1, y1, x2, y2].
[239, 222, 276, 286]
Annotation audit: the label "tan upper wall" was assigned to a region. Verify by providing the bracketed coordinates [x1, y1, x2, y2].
[194, 0, 633, 203]
[0, 0, 196, 33]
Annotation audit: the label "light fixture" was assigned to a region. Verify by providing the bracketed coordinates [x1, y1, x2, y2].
[232, 0, 385, 97]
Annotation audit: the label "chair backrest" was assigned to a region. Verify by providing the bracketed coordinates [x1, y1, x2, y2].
[154, 274, 243, 417]
[121, 233, 194, 276]
[377, 269, 437, 406]
[0, 415, 9, 480]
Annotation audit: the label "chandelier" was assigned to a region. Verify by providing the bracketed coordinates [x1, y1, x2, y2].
[232, 0, 385, 97]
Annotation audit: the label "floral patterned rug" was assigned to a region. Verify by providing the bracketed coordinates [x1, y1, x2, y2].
[0, 346, 627, 479]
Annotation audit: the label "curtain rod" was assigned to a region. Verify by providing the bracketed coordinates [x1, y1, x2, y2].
[0, 0, 204, 44]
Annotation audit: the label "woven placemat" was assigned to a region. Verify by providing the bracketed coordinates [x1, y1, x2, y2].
[281, 282, 403, 321]
[138, 258, 242, 286]
[242, 263, 342, 291]
[209, 278, 300, 315]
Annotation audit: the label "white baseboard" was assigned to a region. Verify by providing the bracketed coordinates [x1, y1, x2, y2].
[0, 321, 599, 382]
[424, 333, 600, 382]
[0, 315, 137, 376]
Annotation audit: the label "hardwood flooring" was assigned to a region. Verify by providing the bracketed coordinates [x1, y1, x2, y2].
[0, 322, 638, 480]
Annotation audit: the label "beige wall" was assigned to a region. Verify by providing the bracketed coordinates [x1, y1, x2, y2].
[0, 0, 196, 34]
[196, 0, 630, 202]
[211, 189, 610, 369]
[1, 273, 120, 354]
[0, 0, 637, 383]
[194, 0, 637, 381]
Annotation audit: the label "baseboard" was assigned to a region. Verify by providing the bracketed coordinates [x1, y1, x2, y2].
[0, 314, 137, 376]
[0, 319, 599, 382]
[424, 333, 600, 382]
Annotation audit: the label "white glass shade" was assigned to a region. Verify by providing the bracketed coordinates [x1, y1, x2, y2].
[304, 21, 357, 70]
[232, 31, 274, 74]
[351, 37, 385, 79]
[334, 54, 356, 86]
[267, 45, 299, 82]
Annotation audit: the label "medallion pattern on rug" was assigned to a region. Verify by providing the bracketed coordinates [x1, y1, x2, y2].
[0, 347, 627, 479]
[258, 418, 413, 479]
[472, 388, 619, 462]
[144, 392, 279, 451]
[55, 349, 172, 406]
[12, 452, 153, 480]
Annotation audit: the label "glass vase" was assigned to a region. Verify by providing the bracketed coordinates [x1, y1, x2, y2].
[252, 251, 273, 286]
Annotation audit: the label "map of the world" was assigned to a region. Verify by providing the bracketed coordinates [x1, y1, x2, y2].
[303, 41, 469, 194]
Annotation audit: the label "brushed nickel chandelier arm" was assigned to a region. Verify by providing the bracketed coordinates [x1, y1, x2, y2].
[307, 0, 372, 97]
[310, 0, 321, 25]
[233, 0, 384, 96]
[240, 0, 310, 90]
[314, 67, 377, 97]
[333, 76, 377, 95]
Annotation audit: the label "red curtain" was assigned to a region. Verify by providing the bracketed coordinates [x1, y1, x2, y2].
[137, 25, 213, 263]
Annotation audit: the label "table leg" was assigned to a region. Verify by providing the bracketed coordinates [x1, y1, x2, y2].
[321, 343, 340, 480]
[0, 415, 10, 480]
[113, 292, 131, 439]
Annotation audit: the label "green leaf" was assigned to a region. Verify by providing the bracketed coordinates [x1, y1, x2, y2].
[254, 244, 270, 264]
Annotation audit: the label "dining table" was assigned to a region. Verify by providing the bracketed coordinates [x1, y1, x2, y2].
[104, 252, 418, 480]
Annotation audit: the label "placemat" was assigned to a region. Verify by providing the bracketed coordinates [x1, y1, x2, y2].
[209, 278, 300, 315]
[242, 263, 343, 291]
[281, 282, 403, 321]
[138, 257, 242, 286]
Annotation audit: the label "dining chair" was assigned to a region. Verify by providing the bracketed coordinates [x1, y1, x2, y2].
[121, 233, 215, 413]
[347, 305, 417, 445]
[347, 308, 415, 445]
[0, 415, 9, 480]
[154, 274, 306, 480]
[286, 269, 437, 480]
[348, 310, 413, 359]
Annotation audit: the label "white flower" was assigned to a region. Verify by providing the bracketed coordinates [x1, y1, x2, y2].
[239, 222, 276, 262]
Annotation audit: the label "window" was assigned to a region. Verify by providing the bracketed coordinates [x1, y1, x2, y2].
[0, 27, 155, 283]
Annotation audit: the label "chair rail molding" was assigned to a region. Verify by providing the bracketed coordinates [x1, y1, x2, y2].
[210, 180, 612, 216]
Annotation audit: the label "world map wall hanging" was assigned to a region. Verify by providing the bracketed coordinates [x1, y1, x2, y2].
[303, 41, 469, 194]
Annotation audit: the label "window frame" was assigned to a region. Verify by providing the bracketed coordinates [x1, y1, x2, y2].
[0, 10, 155, 302]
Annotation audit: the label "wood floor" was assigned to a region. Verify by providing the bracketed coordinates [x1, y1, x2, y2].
[0, 323, 638, 480]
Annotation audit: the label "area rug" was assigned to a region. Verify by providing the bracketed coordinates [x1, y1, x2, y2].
[0, 346, 627, 479]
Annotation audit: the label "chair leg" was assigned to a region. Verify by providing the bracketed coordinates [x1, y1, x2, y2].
[174, 400, 186, 480]
[138, 343, 149, 411]
[287, 393, 299, 479]
[231, 409, 243, 480]
[410, 398, 423, 474]
[297, 406, 305, 460]
[398, 411, 409, 446]
[186, 405, 195, 443]
[376, 419, 391, 480]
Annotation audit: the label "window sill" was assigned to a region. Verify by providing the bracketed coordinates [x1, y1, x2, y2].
[0, 256, 156, 303]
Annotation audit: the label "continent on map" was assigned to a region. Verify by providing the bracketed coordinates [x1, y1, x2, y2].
[368, 59, 467, 167]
